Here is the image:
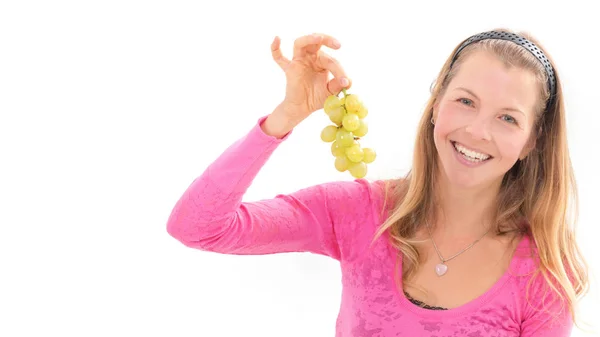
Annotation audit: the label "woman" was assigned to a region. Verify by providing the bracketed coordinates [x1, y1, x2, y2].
[166, 28, 589, 336]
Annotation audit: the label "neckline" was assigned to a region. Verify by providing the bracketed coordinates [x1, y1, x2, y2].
[392, 234, 530, 318]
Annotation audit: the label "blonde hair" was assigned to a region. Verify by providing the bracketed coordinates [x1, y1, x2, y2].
[373, 28, 589, 325]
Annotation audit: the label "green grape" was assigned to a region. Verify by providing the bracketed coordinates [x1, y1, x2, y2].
[334, 155, 350, 172]
[348, 161, 367, 178]
[336, 128, 354, 147]
[324, 95, 342, 114]
[342, 113, 360, 132]
[362, 148, 376, 163]
[353, 119, 368, 137]
[321, 88, 375, 178]
[327, 106, 345, 126]
[331, 141, 346, 157]
[356, 104, 368, 118]
[320, 125, 338, 142]
[345, 143, 364, 163]
[344, 94, 362, 114]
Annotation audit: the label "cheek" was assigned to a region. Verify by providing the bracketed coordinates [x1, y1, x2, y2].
[434, 104, 469, 139]
[496, 135, 529, 159]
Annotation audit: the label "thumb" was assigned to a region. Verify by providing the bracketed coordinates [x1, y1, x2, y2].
[271, 36, 290, 70]
[326, 77, 351, 96]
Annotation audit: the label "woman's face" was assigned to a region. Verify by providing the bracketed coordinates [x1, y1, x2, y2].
[432, 50, 540, 190]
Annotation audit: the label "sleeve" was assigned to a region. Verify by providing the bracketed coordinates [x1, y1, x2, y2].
[519, 271, 574, 336]
[165, 115, 386, 262]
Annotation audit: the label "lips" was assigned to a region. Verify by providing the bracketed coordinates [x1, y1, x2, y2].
[451, 141, 493, 162]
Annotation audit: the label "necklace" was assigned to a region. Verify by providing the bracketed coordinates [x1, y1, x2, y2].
[426, 221, 491, 276]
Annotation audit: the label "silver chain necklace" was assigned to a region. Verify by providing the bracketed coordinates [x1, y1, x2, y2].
[426, 221, 491, 276]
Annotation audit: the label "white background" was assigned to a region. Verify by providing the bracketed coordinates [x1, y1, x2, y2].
[1, 0, 599, 336]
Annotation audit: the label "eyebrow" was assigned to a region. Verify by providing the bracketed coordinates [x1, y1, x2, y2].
[454, 87, 525, 117]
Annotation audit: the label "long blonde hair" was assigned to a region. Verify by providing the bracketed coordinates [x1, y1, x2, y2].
[373, 28, 589, 325]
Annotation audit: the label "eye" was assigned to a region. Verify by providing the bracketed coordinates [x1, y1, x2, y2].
[500, 114, 518, 125]
[458, 98, 474, 106]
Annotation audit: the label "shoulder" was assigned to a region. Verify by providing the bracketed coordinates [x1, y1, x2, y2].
[312, 177, 398, 222]
[508, 235, 573, 335]
[312, 177, 399, 262]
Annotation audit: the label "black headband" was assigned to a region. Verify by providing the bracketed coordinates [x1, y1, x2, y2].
[450, 31, 557, 108]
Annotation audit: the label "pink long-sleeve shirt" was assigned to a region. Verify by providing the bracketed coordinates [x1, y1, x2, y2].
[166, 115, 573, 336]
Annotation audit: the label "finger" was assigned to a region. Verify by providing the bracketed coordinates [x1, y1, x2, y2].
[293, 33, 341, 58]
[327, 77, 352, 95]
[315, 50, 348, 83]
[271, 36, 290, 69]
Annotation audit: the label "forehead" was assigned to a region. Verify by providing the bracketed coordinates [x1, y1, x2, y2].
[448, 50, 540, 114]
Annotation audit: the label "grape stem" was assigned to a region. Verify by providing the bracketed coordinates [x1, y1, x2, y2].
[341, 88, 348, 97]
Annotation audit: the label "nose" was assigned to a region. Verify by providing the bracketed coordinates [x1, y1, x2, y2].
[465, 115, 492, 141]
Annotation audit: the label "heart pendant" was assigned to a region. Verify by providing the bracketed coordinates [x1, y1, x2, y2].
[435, 263, 448, 276]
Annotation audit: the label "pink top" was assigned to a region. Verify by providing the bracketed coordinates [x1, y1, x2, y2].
[166, 115, 573, 336]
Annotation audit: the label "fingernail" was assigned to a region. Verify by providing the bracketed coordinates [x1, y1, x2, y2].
[341, 78, 349, 86]
[333, 39, 341, 47]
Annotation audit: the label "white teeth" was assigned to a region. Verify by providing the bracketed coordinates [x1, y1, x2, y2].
[453, 142, 490, 161]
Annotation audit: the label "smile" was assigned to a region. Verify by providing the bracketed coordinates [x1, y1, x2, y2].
[451, 141, 493, 164]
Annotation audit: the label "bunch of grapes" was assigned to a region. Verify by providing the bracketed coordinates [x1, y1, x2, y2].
[320, 89, 376, 179]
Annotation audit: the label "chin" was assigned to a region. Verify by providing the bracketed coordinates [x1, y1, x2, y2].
[441, 166, 488, 189]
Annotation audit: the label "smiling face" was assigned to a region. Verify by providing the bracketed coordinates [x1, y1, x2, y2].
[432, 50, 541, 190]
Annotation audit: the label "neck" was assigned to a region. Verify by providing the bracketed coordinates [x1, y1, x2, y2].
[432, 172, 501, 240]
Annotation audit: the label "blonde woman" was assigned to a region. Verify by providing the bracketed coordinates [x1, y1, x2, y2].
[166, 29, 589, 336]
